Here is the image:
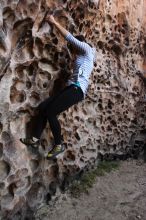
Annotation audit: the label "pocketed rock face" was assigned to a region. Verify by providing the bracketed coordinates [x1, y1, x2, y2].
[0, 0, 146, 218]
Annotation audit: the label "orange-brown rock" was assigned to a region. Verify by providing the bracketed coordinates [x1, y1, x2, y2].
[0, 0, 146, 218]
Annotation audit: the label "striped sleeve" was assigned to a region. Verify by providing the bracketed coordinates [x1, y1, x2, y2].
[65, 32, 90, 54]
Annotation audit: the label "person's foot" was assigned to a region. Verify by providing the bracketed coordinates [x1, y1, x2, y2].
[20, 137, 40, 148]
[46, 144, 65, 160]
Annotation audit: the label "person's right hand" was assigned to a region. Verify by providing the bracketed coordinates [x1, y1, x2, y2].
[46, 14, 56, 24]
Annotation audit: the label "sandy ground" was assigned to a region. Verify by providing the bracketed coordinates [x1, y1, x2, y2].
[35, 160, 146, 220]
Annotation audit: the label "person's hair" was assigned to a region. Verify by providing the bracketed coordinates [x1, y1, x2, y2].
[75, 35, 86, 42]
[75, 35, 92, 47]
[67, 35, 92, 53]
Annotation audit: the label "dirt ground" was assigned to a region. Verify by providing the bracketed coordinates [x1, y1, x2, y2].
[35, 160, 146, 220]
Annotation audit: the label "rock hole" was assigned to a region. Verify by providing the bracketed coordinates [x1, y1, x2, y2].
[97, 41, 104, 49]
[111, 44, 122, 55]
[27, 64, 35, 76]
[52, 37, 58, 44]
[30, 159, 39, 172]
[65, 150, 76, 161]
[43, 82, 48, 89]
[26, 81, 32, 89]
[29, 91, 40, 105]
[13, 18, 33, 31]
[45, 193, 51, 204]
[74, 132, 80, 141]
[0, 122, 3, 134]
[0, 143, 3, 158]
[48, 164, 59, 178]
[0, 34, 6, 52]
[8, 182, 17, 196]
[10, 87, 26, 103]
[75, 116, 80, 121]
[49, 181, 57, 196]
[3, 7, 15, 23]
[111, 120, 117, 127]
[39, 71, 52, 81]
[1, 131, 11, 142]
[26, 182, 45, 208]
[0, 160, 10, 181]
[98, 103, 103, 110]
[0, 182, 5, 190]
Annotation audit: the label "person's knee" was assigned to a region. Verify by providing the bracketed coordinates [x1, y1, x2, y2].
[46, 108, 56, 120]
[37, 102, 47, 114]
[47, 115, 56, 124]
[37, 103, 56, 118]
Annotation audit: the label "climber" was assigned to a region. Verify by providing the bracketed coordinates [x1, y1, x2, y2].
[20, 14, 96, 159]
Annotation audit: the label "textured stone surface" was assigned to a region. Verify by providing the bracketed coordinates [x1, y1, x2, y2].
[0, 0, 146, 218]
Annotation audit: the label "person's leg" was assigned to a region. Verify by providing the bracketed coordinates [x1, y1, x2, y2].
[20, 88, 68, 146]
[33, 86, 75, 139]
[20, 98, 51, 146]
[20, 85, 84, 150]
[46, 85, 84, 146]
[33, 99, 53, 139]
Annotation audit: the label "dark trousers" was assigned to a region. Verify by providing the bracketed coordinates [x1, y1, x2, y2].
[33, 85, 84, 145]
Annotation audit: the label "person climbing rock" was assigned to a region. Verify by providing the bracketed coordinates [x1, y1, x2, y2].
[20, 14, 96, 159]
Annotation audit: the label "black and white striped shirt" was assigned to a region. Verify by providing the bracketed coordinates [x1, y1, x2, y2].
[65, 32, 95, 97]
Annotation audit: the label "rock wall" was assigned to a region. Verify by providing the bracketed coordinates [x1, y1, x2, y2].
[0, 0, 146, 219]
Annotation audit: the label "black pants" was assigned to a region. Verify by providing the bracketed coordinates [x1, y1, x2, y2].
[33, 85, 84, 145]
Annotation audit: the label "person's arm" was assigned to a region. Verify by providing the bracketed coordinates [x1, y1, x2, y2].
[46, 14, 69, 38]
[46, 15, 90, 53]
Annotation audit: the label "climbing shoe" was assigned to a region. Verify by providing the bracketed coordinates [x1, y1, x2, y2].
[20, 137, 40, 148]
[46, 144, 65, 160]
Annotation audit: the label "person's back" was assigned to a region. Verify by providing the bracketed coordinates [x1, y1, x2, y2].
[66, 33, 95, 96]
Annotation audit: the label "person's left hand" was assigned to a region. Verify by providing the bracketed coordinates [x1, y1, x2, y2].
[46, 14, 56, 24]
